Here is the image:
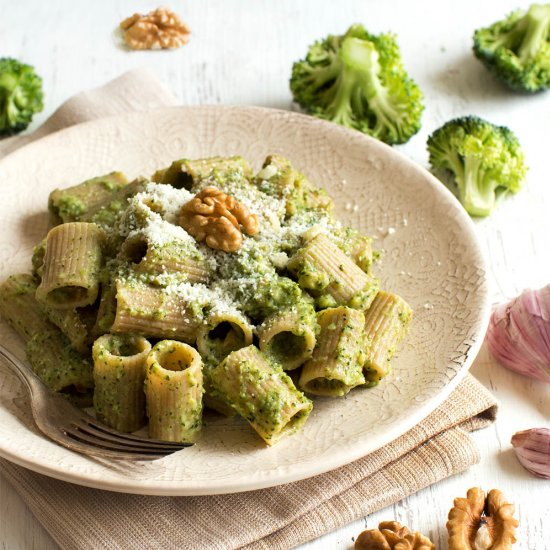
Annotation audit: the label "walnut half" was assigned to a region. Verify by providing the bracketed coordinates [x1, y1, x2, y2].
[447, 487, 518, 550]
[178, 187, 259, 252]
[355, 521, 435, 550]
[120, 8, 191, 50]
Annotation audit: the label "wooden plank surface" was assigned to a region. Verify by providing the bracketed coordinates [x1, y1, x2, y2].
[1, 1, 549, 548]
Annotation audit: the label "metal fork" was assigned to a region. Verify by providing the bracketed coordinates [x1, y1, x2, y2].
[0, 343, 190, 460]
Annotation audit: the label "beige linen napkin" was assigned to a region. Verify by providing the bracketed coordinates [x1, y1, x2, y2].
[0, 70, 498, 550]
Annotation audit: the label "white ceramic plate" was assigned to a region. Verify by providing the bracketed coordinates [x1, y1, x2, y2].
[0, 106, 490, 496]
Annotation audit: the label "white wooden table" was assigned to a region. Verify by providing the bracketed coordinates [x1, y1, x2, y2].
[1, 1, 549, 548]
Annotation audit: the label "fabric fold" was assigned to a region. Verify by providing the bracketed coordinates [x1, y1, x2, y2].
[0, 68, 178, 158]
[1, 374, 496, 550]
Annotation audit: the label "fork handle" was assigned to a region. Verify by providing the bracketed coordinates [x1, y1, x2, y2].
[0, 343, 44, 398]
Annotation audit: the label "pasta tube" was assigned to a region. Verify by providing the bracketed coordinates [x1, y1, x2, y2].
[152, 156, 253, 190]
[299, 307, 366, 397]
[287, 233, 379, 310]
[0, 274, 51, 341]
[255, 154, 333, 215]
[111, 280, 204, 342]
[31, 239, 46, 281]
[120, 232, 210, 284]
[42, 304, 92, 353]
[363, 291, 413, 383]
[48, 172, 128, 224]
[328, 226, 375, 274]
[209, 345, 313, 445]
[92, 334, 151, 432]
[27, 329, 94, 403]
[202, 366, 237, 417]
[0, 274, 94, 403]
[257, 301, 317, 370]
[0, 274, 93, 353]
[145, 340, 203, 443]
[36, 222, 105, 309]
[92, 282, 117, 336]
[80, 177, 147, 227]
[196, 308, 254, 363]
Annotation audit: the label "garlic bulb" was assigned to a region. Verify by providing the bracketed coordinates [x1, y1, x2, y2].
[511, 428, 550, 479]
[485, 285, 550, 383]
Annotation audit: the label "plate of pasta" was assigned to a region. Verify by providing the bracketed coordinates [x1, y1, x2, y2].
[0, 106, 490, 495]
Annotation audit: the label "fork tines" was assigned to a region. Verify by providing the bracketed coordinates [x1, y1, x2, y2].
[61, 418, 191, 460]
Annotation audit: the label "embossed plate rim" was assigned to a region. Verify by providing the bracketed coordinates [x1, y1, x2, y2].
[0, 105, 491, 495]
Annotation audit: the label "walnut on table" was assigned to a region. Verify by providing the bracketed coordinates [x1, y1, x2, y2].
[447, 487, 518, 550]
[355, 521, 435, 550]
[120, 7, 191, 50]
[178, 187, 260, 253]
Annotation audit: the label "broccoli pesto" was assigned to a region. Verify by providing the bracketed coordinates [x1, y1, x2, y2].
[0, 153, 414, 449]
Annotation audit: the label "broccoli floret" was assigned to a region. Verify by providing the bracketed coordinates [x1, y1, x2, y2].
[427, 116, 527, 217]
[473, 4, 550, 92]
[290, 24, 423, 145]
[0, 58, 44, 135]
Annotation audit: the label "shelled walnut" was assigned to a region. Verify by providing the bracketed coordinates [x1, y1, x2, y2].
[120, 8, 191, 50]
[179, 186, 260, 252]
[355, 521, 434, 549]
[447, 487, 518, 549]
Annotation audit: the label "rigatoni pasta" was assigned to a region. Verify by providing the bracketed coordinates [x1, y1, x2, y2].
[363, 291, 413, 383]
[0, 154, 413, 447]
[145, 340, 203, 443]
[0, 274, 51, 342]
[36, 222, 105, 309]
[254, 154, 332, 215]
[111, 280, 204, 342]
[257, 300, 317, 370]
[208, 345, 313, 445]
[153, 155, 253, 190]
[196, 307, 254, 363]
[26, 329, 94, 405]
[0, 274, 94, 403]
[299, 307, 366, 397]
[92, 334, 151, 432]
[41, 303, 92, 353]
[48, 172, 129, 224]
[287, 233, 379, 310]
[120, 230, 210, 283]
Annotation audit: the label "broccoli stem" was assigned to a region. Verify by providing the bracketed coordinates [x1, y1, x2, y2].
[484, 4, 550, 61]
[437, 147, 496, 217]
[308, 62, 341, 94]
[460, 156, 496, 217]
[324, 68, 357, 128]
[338, 36, 402, 140]
[518, 4, 550, 62]
[367, 78, 402, 142]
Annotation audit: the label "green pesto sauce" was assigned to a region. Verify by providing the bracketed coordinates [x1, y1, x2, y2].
[56, 196, 86, 220]
[26, 330, 94, 394]
[307, 378, 349, 397]
[269, 331, 307, 361]
[211, 356, 312, 436]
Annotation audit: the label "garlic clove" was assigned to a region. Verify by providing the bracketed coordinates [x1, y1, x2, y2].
[486, 285, 550, 384]
[511, 428, 550, 479]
